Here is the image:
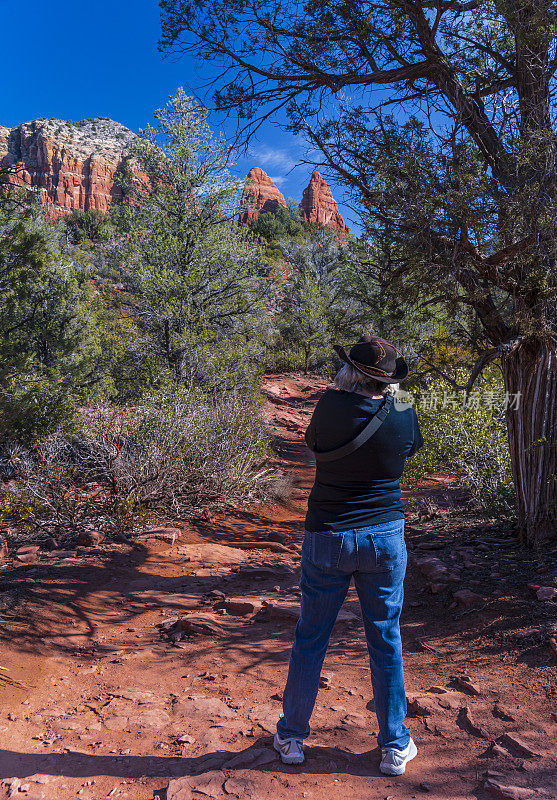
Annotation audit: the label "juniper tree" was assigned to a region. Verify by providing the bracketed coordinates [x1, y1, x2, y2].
[119, 90, 273, 387]
[160, 1, 557, 544]
[0, 178, 101, 442]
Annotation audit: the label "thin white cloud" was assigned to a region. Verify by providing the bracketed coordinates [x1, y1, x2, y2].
[270, 175, 287, 187]
[250, 145, 297, 172]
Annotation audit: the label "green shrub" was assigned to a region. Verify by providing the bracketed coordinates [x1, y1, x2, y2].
[116, 386, 273, 511]
[0, 204, 103, 445]
[402, 373, 515, 515]
[0, 388, 275, 541]
[65, 209, 113, 244]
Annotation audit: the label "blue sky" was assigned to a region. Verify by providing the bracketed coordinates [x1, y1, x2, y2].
[0, 0, 353, 225]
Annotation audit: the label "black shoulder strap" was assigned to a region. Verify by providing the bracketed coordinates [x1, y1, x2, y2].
[312, 394, 394, 463]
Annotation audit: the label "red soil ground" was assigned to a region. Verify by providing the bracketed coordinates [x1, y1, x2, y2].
[0, 374, 555, 800]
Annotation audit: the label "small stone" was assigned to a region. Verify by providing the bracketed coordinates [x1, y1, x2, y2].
[157, 616, 180, 631]
[452, 675, 481, 695]
[457, 706, 489, 738]
[498, 732, 541, 758]
[413, 556, 450, 582]
[515, 628, 539, 639]
[493, 703, 516, 722]
[319, 672, 334, 689]
[419, 782, 433, 792]
[428, 582, 448, 594]
[207, 590, 226, 600]
[173, 613, 227, 637]
[44, 550, 77, 559]
[77, 530, 105, 547]
[535, 586, 557, 601]
[483, 779, 535, 799]
[485, 742, 509, 758]
[16, 545, 40, 555]
[266, 531, 288, 544]
[223, 599, 262, 616]
[436, 692, 463, 710]
[406, 694, 436, 716]
[14, 552, 38, 564]
[453, 588, 484, 607]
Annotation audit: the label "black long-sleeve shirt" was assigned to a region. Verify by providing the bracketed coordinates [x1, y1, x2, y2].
[304, 389, 423, 532]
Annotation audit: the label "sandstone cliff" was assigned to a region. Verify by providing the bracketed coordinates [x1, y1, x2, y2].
[0, 118, 348, 233]
[299, 171, 348, 233]
[0, 117, 135, 214]
[239, 167, 287, 224]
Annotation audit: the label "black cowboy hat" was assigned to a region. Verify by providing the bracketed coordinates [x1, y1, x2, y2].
[333, 335, 409, 383]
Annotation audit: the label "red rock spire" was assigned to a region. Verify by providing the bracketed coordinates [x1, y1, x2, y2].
[299, 171, 348, 233]
[238, 167, 287, 224]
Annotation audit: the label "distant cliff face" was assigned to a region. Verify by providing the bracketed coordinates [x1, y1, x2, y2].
[239, 166, 348, 233]
[0, 118, 135, 214]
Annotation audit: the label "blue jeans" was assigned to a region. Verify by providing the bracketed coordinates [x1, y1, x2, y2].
[277, 519, 410, 751]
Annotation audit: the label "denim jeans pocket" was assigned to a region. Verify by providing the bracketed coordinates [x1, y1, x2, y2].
[367, 527, 406, 572]
[306, 531, 344, 570]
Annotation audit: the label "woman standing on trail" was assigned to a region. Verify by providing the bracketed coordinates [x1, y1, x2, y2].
[274, 335, 423, 776]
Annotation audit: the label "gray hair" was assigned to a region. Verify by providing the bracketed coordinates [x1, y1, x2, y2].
[333, 363, 398, 395]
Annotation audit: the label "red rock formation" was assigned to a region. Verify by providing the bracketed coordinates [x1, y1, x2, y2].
[0, 117, 135, 214]
[239, 167, 287, 224]
[299, 171, 348, 233]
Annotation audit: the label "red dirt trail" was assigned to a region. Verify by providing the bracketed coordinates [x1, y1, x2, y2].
[0, 374, 555, 800]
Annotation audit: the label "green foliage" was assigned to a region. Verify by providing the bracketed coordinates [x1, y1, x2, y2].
[0, 388, 275, 538]
[65, 209, 113, 245]
[0, 193, 102, 443]
[271, 227, 435, 375]
[117, 89, 274, 388]
[274, 229, 353, 371]
[121, 385, 272, 510]
[403, 373, 515, 515]
[251, 204, 305, 243]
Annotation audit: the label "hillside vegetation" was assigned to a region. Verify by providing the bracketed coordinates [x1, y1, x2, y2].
[1, 91, 515, 549]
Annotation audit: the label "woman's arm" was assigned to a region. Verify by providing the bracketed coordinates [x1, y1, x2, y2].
[407, 409, 424, 458]
[305, 416, 317, 450]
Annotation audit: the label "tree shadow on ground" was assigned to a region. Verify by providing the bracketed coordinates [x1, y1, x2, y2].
[0, 738, 379, 780]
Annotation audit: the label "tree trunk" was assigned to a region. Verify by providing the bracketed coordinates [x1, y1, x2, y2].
[303, 347, 310, 374]
[501, 340, 557, 546]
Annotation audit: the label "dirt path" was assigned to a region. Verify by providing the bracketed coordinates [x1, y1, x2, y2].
[0, 374, 555, 800]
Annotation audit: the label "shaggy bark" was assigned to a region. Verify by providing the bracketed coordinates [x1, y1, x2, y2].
[502, 341, 557, 544]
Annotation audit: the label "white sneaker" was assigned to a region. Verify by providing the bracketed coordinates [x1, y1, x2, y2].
[379, 737, 417, 775]
[273, 732, 305, 764]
